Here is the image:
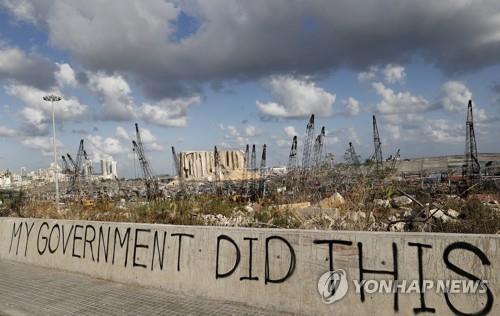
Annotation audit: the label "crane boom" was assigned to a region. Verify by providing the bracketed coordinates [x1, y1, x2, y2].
[132, 123, 161, 199]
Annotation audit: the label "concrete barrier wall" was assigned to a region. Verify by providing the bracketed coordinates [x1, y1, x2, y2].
[0, 217, 498, 315]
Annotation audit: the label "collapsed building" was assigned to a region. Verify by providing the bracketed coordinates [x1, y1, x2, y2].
[178, 150, 245, 180]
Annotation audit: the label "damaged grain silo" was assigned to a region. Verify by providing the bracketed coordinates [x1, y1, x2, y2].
[177, 150, 245, 181]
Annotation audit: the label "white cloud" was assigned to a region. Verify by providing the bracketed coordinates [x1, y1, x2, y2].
[20, 136, 62, 156]
[20, 107, 47, 135]
[257, 75, 335, 118]
[475, 107, 489, 123]
[381, 113, 463, 144]
[382, 64, 406, 84]
[55, 63, 77, 87]
[1, 0, 36, 22]
[115, 126, 130, 140]
[115, 125, 163, 151]
[440, 81, 472, 113]
[6, 84, 87, 120]
[6, 84, 87, 136]
[283, 126, 297, 138]
[372, 81, 430, 114]
[0, 46, 56, 88]
[0, 47, 27, 73]
[271, 135, 290, 148]
[0, 125, 16, 137]
[326, 127, 359, 146]
[342, 97, 360, 116]
[219, 124, 248, 147]
[86, 135, 126, 160]
[358, 66, 379, 82]
[88, 72, 135, 121]
[3, 0, 500, 100]
[385, 124, 401, 140]
[88, 72, 199, 126]
[272, 126, 300, 148]
[359, 64, 405, 84]
[138, 95, 200, 127]
[138, 127, 163, 151]
[425, 119, 463, 143]
[244, 125, 262, 137]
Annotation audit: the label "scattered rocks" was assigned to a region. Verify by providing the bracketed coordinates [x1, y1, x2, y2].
[318, 192, 345, 208]
[402, 209, 413, 218]
[118, 199, 127, 209]
[374, 199, 391, 208]
[430, 208, 459, 223]
[201, 214, 229, 226]
[390, 222, 406, 232]
[347, 211, 366, 222]
[277, 202, 311, 211]
[446, 208, 459, 218]
[391, 196, 413, 208]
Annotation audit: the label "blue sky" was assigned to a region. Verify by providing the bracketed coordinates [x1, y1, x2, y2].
[0, 1, 500, 178]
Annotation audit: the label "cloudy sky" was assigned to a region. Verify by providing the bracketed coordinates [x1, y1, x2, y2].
[0, 0, 500, 177]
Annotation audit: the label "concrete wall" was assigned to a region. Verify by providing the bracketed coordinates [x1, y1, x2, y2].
[0, 217, 498, 315]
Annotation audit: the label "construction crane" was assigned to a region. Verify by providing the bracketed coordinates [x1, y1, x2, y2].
[65, 139, 85, 195]
[390, 149, 400, 171]
[243, 144, 250, 195]
[259, 144, 267, 198]
[61, 156, 71, 174]
[213, 146, 222, 195]
[132, 123, 161, 200]
[66, 154, 76, 172]
[372, 115, 383, 171]
[249, 144, 257, 198]
[287, 136, 298, 171]
[464, 100, 480, 184]
[286, 136, 298, 195]
[313, 126, 326, 167]
[302, 114, 315, 170]
[347, 142, 361, 166]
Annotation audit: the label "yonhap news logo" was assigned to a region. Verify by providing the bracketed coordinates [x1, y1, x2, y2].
[317, 269, 489, 305]
[317, 269, 349, 304]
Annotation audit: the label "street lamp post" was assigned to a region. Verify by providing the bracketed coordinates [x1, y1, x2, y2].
[43, 94, 62, 211]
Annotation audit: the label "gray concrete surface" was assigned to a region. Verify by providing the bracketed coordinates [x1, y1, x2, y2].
[1, 218, 499, 315]
[0, 260, 284, 316]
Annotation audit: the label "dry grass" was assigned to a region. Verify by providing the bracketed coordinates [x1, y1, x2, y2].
[3, 180, 499, 234]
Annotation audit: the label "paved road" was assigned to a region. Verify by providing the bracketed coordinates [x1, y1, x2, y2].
[0, 260, 286, 316]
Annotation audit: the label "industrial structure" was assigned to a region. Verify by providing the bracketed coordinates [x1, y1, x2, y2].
[301, 114, 315, 170]
[176, 149, 245, 180]
[347, 142, 361, 166]
[372, 115, 383, 171]
[132, 123, 160, 199]
[464, 100, 480, 183]
[5, 98, 499, 206]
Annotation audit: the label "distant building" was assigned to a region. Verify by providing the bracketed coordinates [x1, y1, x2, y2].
[100, 159, 118, 180]
[396, 153, 500, 175]
[83, 160, 93, 179]
[0, 173, 11, 188]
